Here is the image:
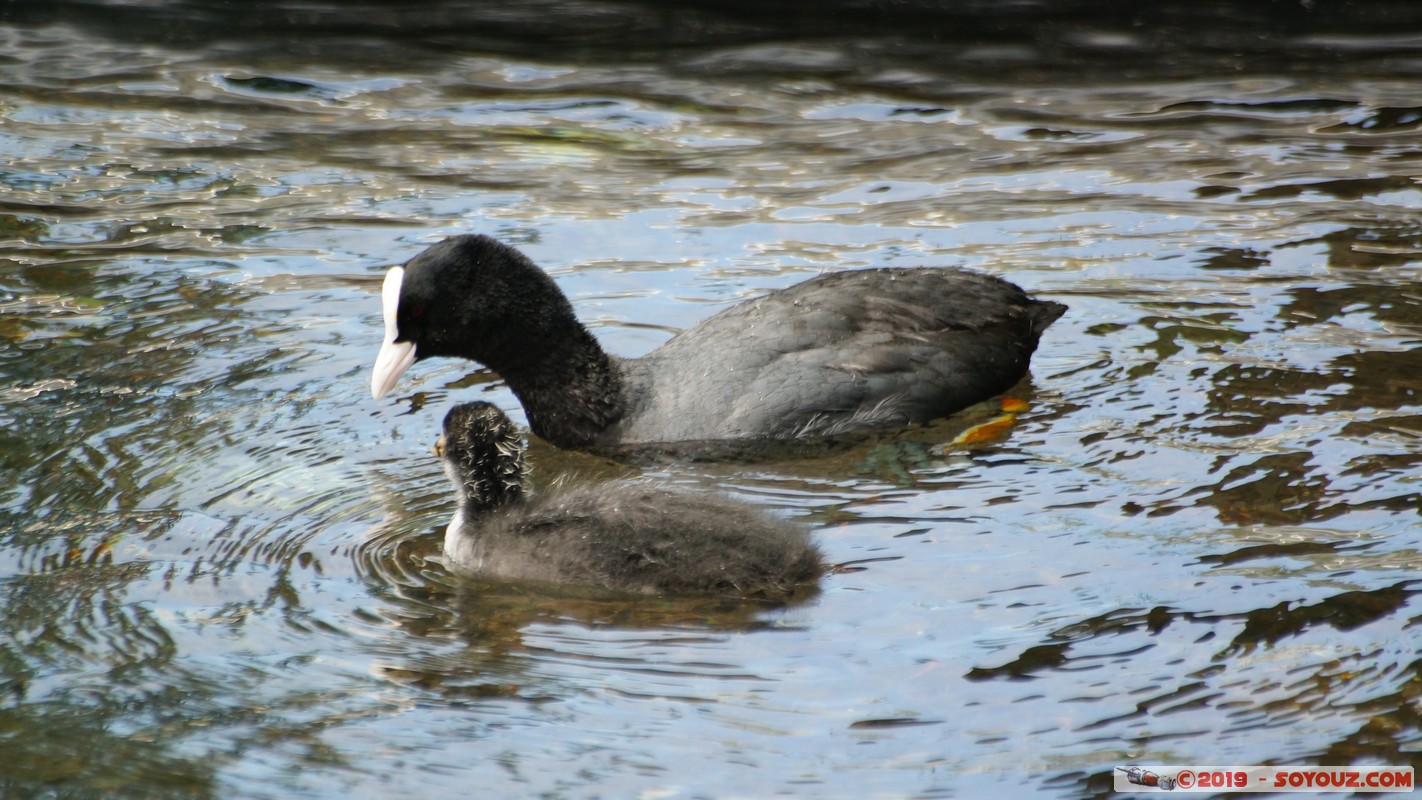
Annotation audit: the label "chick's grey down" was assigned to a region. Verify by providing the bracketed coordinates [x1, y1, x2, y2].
[371, 235, 1066, 450]
[438, 401, 824, 596]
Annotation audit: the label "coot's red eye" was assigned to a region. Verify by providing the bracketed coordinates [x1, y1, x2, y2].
[409, 305, 426, 319]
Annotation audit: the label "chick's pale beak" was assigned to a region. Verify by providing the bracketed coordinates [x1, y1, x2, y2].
[370, 267, 415, 400]
[432, 435, 445, 458]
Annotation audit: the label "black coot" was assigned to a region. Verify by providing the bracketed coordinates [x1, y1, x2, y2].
[374, 235, 1065, 449]
[435, 401, 824, 596]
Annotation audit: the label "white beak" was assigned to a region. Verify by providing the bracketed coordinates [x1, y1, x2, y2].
[370, 267, 416, 400]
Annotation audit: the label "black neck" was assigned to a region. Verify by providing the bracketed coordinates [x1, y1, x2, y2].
[498, 324, 626, 449]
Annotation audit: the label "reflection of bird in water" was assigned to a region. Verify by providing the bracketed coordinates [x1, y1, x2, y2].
[435, 401, 824, 597]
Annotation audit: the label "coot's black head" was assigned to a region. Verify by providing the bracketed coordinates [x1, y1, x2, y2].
[436, 400, 528, 512]
[371, 235, 579, 399]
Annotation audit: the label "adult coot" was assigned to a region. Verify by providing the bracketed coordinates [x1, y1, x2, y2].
[373, 235, 1065, 449]
[435, 401, 824, 596]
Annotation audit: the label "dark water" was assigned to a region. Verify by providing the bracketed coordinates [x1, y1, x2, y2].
[2, 1, 1421, 797]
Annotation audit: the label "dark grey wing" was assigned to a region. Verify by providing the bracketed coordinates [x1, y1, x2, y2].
[647, 268, 1062, 439]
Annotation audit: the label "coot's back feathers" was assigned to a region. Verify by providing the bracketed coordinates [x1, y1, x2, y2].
[374, 235, 1065, 450]
[619, 266, 1064, 442]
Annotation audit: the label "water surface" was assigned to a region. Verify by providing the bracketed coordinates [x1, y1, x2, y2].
[2, 2, 1422, 797]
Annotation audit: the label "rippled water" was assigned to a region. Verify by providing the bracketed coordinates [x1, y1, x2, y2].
[3, 1, 1422, 797]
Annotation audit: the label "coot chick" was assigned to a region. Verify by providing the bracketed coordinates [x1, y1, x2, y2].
[435, 401, 824, 596]
[374, 235, 1066, 450]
